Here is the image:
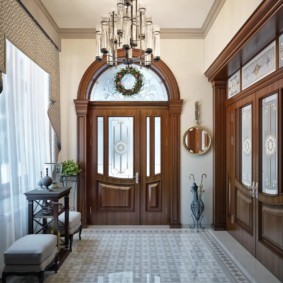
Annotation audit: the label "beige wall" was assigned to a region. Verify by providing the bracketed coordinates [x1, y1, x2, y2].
[59, 38, 213, 225]
[204, 0, 263, 70]
[59, 1, 263, 225]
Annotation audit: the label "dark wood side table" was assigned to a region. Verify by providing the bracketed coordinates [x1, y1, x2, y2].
[24, 187, 71, 252]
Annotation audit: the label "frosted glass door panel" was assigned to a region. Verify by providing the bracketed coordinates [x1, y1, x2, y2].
[108, 117, 133, 178]
[241, 105, 252, 187]
[154, 117, 161, 175]
[97, 117, 104, 174]
[146, 117, 150, 177]
[261, 94, 278, 195]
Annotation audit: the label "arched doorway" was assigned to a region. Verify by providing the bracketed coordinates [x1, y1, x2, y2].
[75, 49, 182, 227]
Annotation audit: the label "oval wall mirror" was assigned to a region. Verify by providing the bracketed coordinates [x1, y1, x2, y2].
[183, 126, 212, 155]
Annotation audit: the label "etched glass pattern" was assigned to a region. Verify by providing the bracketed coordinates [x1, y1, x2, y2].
[241, 105, 252, 187]
[279, 34, 283, 68]
[97, 117, 104, 174]
[90, 65, 168, 101]
[154, 117, 161, 175]
[108, 117, 133, 178]
[228, 70, 241, 99]
[261, 94, 278, 195]
[242, 41, 276, 90]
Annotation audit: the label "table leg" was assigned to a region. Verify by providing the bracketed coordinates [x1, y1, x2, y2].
[28, 200, 33, 234]
[64, 195, 69, 249]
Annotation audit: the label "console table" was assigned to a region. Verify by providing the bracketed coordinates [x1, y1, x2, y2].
[24, 187, 71, 252]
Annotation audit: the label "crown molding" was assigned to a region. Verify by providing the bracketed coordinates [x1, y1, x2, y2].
[202, 0, 226, 36]
[161, 29, 204, 39]
[59, 28, 204, 40]
[59, 28, 96, 39]
[22, 0, 225, 44]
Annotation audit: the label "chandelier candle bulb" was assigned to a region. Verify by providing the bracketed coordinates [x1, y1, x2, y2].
[153, 25, 160, 61]
[145, 17, 153, 54]
[95, 25, 102, 61]
[101, 18, 109, 54]
[123, 16, 131, 49]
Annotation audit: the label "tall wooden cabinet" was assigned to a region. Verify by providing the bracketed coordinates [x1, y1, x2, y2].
[205, 1, 283, 280]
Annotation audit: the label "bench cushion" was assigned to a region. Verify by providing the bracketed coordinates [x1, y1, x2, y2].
[58, 211, 81, 232]
[4, 234, 57, 265]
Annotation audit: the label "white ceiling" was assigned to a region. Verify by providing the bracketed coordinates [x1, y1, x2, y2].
[40, 0, 216, 30]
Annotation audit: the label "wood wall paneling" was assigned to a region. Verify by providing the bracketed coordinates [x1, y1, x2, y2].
[212, 81, 227, 230]
[97, 183, 134, 210]
[236, 189, 253, 234]
[205, 2, 283, 280]
[146, 182, 162, 211]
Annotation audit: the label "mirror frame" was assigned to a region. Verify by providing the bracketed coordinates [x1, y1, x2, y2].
[183, 126, 212, 155]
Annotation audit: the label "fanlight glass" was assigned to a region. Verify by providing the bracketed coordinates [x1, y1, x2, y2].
[90, 65, 167, 101]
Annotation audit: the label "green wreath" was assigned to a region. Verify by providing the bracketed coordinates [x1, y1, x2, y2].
[114, 67, 143, 96]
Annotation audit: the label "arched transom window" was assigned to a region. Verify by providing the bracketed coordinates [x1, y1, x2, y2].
[90, 65, 168, 101]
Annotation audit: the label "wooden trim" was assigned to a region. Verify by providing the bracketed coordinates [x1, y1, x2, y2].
[76, 49, 182, 227]
[205, 0, 283, 81]
[74, 100, 89, 227]
[212, 80, 227, 230]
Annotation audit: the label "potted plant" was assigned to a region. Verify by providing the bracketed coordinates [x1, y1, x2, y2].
[61, 160, 81, 176]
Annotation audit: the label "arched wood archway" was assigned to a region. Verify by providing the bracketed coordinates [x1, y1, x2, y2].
[75, 49, 183, 228]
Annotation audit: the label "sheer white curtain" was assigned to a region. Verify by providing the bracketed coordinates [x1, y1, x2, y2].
[0, 40, 52, 271]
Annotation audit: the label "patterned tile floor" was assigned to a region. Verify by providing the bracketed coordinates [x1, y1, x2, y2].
[3, 227, 280, 283]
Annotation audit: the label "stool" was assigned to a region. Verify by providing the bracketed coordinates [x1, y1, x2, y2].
[58, 211, 82, 252]
[2, 234, 58, 283]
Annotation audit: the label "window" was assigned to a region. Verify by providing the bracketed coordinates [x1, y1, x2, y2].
[0, 40, 52, 268]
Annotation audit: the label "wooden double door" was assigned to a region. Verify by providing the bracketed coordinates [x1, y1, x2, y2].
[88, 104, 169, 225]
[226, 80, 283, 277]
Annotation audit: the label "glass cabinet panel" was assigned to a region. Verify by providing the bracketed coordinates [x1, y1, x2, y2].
[108, 117, 133, 178]
[241, 105, 252, 187]
[261, 94, 278, 195]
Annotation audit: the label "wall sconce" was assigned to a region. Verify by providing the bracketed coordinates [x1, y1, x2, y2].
[195, 101, 200, 125]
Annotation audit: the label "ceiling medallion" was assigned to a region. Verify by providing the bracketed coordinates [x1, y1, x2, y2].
[265, 135, 276, 156]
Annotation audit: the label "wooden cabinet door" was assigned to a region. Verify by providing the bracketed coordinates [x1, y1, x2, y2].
[227, 94, 256, 255]
[89, 106, 169, 225]
[227, 81, 283, 279]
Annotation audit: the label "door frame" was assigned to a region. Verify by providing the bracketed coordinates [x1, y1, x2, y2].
[74, 48, 183, 228]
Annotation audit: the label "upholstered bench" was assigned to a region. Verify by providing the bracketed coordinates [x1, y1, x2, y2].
[2, 234, 58, 283]
[58, 211, 82, 252]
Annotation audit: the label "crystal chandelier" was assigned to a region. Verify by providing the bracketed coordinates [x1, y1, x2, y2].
[95, 0, 161, 67]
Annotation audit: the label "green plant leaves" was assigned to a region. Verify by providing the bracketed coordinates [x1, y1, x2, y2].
[61, 160, 81, 176]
